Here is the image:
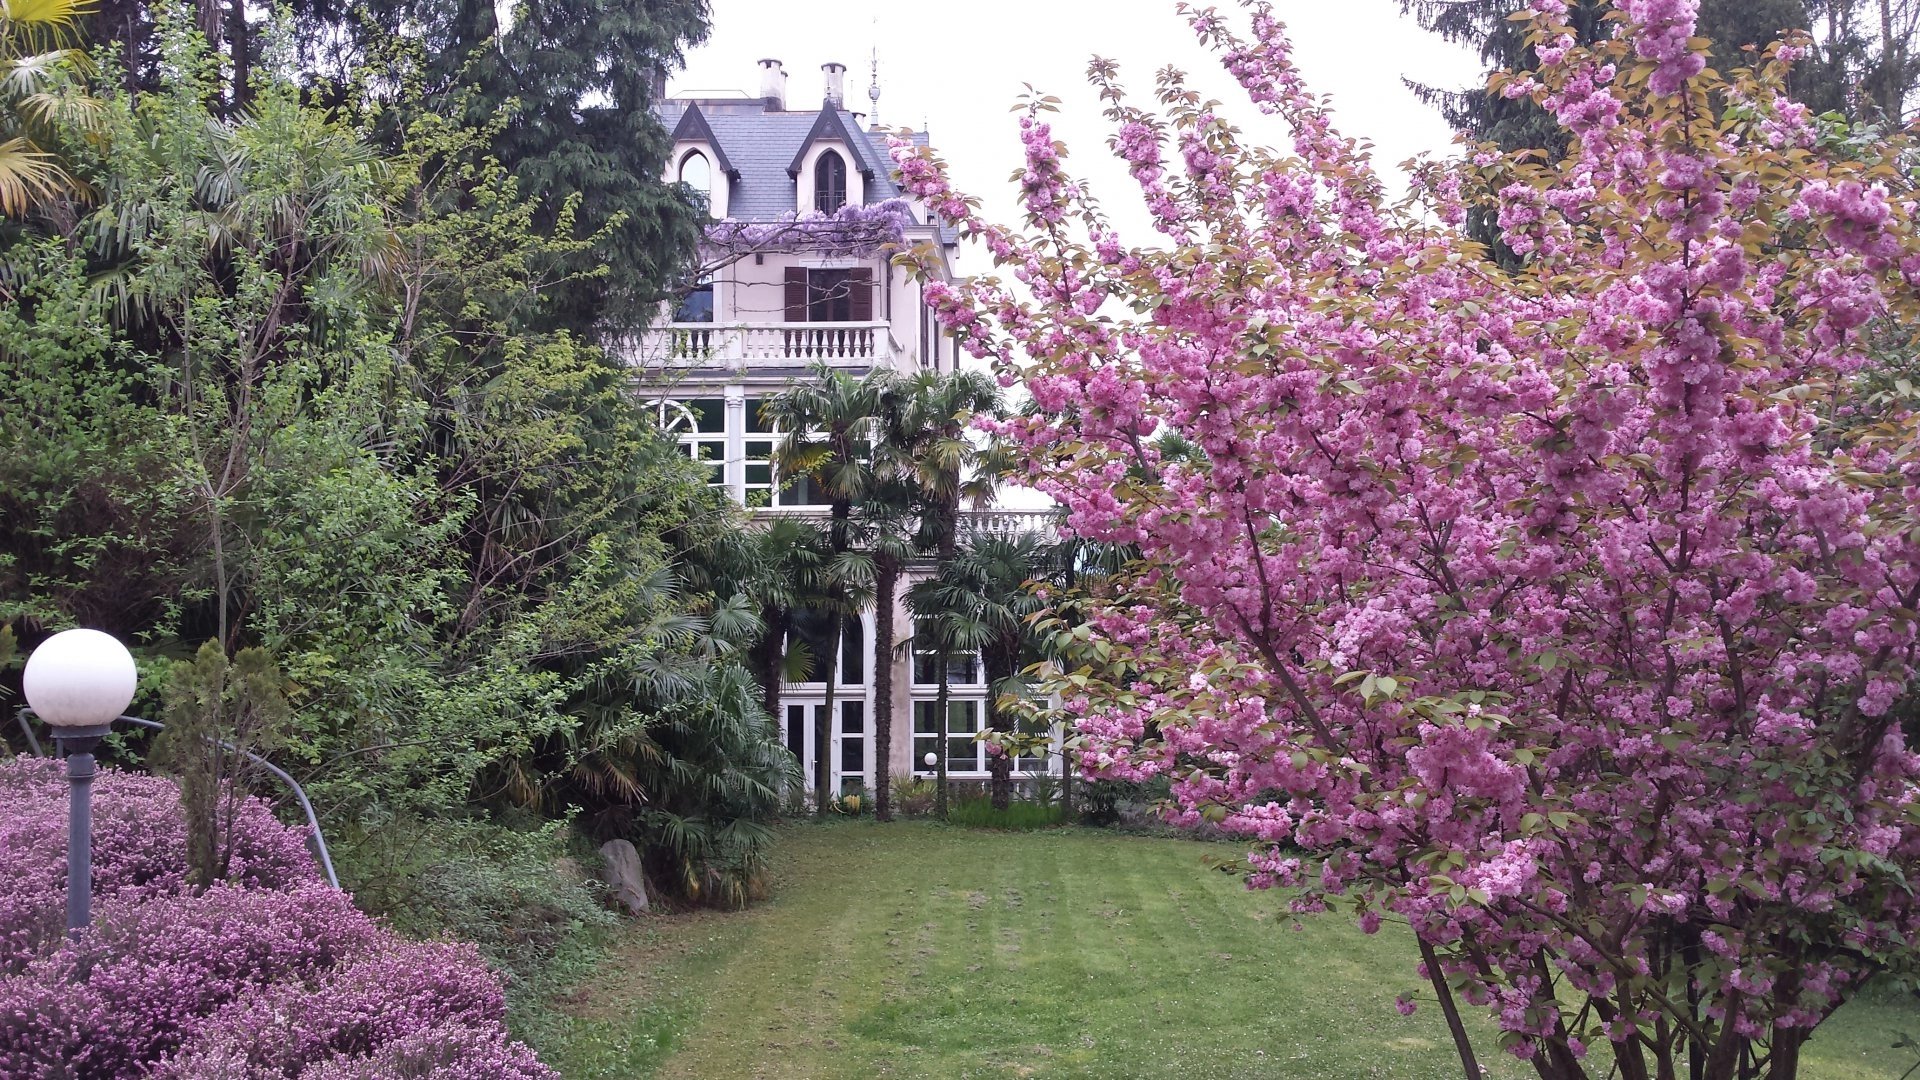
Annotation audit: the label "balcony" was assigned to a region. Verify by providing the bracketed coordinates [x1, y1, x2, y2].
[754, 505, 1061, 541]
[624, 321, 905, 370]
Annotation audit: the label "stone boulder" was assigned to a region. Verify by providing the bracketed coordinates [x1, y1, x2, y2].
[597, 838, 650, 915]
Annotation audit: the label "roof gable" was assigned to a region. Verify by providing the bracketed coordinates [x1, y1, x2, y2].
[669, 104, 739, 179]
[786, 107, 876, 179]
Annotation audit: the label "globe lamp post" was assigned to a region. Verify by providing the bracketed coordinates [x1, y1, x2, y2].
[22, 629, 137, 936]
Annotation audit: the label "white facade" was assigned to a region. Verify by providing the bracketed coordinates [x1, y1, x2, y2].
[629, 63, 1053, 796]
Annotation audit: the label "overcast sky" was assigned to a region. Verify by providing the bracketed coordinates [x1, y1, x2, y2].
[669, 0, 1486, 270]
[668, 1, 1485, 507]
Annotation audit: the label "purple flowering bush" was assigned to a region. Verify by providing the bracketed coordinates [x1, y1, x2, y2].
[0, 758, 316, 972]
[0, 758, 556, 1079]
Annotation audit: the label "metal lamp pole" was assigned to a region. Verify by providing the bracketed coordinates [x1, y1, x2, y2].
[22, 629, 138, 937]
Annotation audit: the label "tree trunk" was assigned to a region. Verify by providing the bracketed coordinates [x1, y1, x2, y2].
[1058, 549, 1075, 822]
[1766, 1026, 1804, 1080]
[1058, 722, 1074, 821]
[932, 500, 958, 819]
[818, 497, 852, 815]
[873, 552, 898, 821]
[756, 607, 784, 723]
[934, 649, 950, 818]
[817, 605, 841, 816]
[227, 0, 250, 112]
[1417, 936, 1484, 1080]
[986, 639, 1015, 811]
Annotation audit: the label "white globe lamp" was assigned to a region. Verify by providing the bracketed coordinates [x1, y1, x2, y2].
[24, 628, 137, 735]
[22, 628, 137, 936]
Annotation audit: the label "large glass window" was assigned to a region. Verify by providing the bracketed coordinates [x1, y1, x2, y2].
[779, 610, 866, 686]
[746, 396, 832, 508]
[839, 700, 866, 779]
[743, 396, 786, 508]
[813, 149, 847, 213]
[840, 618, 864, 686]
[913, 700, 983, 774]
[653, 398, 725, 489]
[785, 703, 809, 765]
[911, 618, 981, 686]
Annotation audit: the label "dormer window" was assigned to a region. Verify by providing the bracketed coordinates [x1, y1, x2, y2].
[679, 150, 713, 208]
[813, 149, 847, 213]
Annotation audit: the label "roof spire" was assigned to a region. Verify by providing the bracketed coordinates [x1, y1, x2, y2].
[867, 23, 882, 129]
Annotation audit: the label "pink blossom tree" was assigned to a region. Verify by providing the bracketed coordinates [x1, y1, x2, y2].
[890, 1, 1920, 1077]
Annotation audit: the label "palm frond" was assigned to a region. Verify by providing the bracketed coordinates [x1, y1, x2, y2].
[0, 136, 65, 215]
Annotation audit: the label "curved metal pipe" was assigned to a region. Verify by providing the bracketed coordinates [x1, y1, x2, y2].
[19, 710, 339, 890]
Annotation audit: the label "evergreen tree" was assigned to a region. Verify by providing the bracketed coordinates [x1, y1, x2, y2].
[307, 0, 711, 337]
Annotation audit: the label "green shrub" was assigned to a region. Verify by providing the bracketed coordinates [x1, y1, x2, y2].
[1078, 777, 1172, 828]
[832, 782, 871, 816]
[945, 796, 1065, 830]
[333, 814, 615, 994]
[890, 775, 937, 817]
[1029, 774, 1061, 809]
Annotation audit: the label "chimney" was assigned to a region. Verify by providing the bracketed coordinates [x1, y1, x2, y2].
[822, 62, 846, 108]
[758, 58, 786, 110]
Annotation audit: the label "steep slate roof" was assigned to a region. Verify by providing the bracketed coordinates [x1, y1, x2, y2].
[658, 97, 943, 236]
[668, 105, 739, 179]
[786, 107, 876, 178]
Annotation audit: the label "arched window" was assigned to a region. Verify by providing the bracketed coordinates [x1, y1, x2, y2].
[679, 150, 712, 207]
[651, 398, 726, 489]
[813, 149, 847, 213]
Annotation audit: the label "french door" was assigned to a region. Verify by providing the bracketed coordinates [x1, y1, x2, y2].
[783, 699, 869, 794]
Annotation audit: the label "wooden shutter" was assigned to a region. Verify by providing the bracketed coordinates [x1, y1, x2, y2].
[784, 267, 808, 322]
[848, 268, 874, 322]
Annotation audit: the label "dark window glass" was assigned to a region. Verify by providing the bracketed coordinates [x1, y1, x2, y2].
[690, 398, 725, 433]
[786, 607, 840, 683]
[746, 397, 774, 434]
[673, 283, 714, 323]
[841, 619, 864, 685]
[814, 150, 847, 212]
[912, 701, 980, 773]
[786, 704, 807, 761]
[807, 268, 855, 322]
[776, 473, 832, 507]
[912, 618, 980, 685]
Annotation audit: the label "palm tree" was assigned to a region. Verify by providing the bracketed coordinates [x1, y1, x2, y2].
[762, 365, 892, 814]
[736, 514, 833, 722]
[860, 469, 919, 822]
[896, 370, 1003, 817]
[929, 529, 1057, 810]
[483, 563, 799, 908]
[0, 0, 98, 217]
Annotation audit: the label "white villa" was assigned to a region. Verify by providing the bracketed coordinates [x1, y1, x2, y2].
[627, 59, 1054, 796]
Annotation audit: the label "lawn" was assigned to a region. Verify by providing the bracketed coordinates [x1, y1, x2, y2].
[528, 822, 1920, 1080]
